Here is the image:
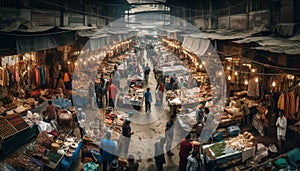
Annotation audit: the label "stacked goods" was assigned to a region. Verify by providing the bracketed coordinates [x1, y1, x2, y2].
[226, 132, 255, 151]
[0, 117, 17, 139]
[6, 153, 42, 171]
[36, 132, 54, 149]
[6, 114, 29, 131]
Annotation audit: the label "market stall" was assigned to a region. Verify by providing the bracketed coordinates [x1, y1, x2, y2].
[0, 114, 38, 158]
[202, 132, 256, 170]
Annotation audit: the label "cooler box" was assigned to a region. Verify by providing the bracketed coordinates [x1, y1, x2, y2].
[227, 126, 240, 136]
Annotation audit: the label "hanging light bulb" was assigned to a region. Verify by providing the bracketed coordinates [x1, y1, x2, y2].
[234, 71, 238, 76]
[218, 71, 222, 76]
[292, 75, 295, 79]
[74, 62, 78, 66]
[272, 81, 276, 87]
[228, 75, 231, 80]
[202, 61, 206, 65]
[255, 77, 259, 82]
[251, 69, 256, 72]
[227, 66, 230, 70]
[245, 80, 248, 85]
[67, 61, 71, 64]
[83, 61, 87, 65]
[199, 64, 203, 69]
[208, 52, 211, 56]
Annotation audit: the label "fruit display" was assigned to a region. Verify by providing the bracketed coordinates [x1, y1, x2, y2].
[0, 117, 17, 139]
[6, 114, 29, 131]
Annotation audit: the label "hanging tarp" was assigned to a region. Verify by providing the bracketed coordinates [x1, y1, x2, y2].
[84, 34, 110, 51]
[15, 30, 75, 54]
[182, 35, 210, 56]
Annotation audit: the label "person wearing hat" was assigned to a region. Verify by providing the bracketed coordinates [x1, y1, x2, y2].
[77, 108, 86, 139]
[125, 155, 139, 171]
[186, 150, 202, 171]
[100, 131, 117, 171]
[120, 118, 134, 157]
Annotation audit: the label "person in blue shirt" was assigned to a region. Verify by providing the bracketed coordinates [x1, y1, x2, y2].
[100, 131, 117, 171]
[144, 88, 153, 113]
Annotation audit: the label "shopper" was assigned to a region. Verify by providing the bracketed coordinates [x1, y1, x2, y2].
[196, 104, 204, 125]
[120, 118, 134, 157]
[112, 65, 121, 89]
[240, 101, 250, 126]
[158, 81, 165, 105]
[165, 114, 176, 156]
[125, 155, 139, 171]
[45, 101, 58, 122]
[108, 81, 118, 108]
[77, 108, 86, 139]
[155, 137, 166, 171]
[88, 81, 95, 109]
[179, 133, 193, 171]
[100, 131, 117, 171]
[143, 63, 151, 85]
[144, 87, 152, 113]
[186, 150, 202, 171]
[276, 110, 287, 151]
[178, 78, 185, 89]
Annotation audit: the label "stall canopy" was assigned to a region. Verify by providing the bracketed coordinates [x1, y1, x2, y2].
[0, 26, 76, 55]
[182, 34, 210, 56]
[233, 36, 300, 55]
[84, 34, 111, 51]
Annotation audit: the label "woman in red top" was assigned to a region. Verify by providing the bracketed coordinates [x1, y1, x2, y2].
[158, 81, 165, 104]
[108, 81, 118, 108]
[179, 133, 193, 171]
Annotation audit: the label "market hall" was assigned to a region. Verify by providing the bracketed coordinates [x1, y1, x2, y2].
[1, 0, 300, 171]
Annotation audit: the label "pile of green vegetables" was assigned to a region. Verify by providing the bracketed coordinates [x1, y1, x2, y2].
[209, 141, 226, 157]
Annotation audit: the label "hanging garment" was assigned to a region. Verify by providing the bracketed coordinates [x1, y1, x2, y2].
[35, 67, 41, 85]
[39, 66, 46, 85]
[284, 93, 290, 118]
[296, 96, 299, 113]
[247, 78, 259, 97]
[44, 65, 49, 84]
[63, 72, 71, 83]
[278, 93, 285, 110]
[289, 91, 296, 119]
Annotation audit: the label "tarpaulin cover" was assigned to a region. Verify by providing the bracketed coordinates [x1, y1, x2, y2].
[16, 30, 75, 54]
[182, 35, 210, 56]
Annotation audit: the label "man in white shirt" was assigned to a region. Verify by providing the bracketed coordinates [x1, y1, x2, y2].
[276, 110, 287, 151]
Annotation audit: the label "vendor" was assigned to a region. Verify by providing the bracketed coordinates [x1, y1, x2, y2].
[45, 101, 58, 122]
[240, 101, 250, 126]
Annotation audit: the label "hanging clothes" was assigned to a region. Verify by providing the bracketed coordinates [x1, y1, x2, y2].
[284, 93, 290, 118]
[63, 72, 71, 83]
[289, 91, 296, 119]
[277, 93, 285, 111]
[39, 66, 46, 85]
[44, 65, 49, 84]
[247, 78, 259, 97]
[35, 67, 41, 85]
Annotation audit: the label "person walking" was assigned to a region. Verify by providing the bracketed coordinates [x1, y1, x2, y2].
[120, 118, 134, 157]
[143, 63, 151, 85]
[100, 131, 117, 171]
[158, 81, 165, 105]
[108, 81, 118, 108]
[276, 110, 287, 151]
[77, 108, 86, 139]
[45, 101, 58, 122]
[88, 81, 95, 109]
[112, 65, 121, 89]
[155, 137, 166, 171]
[144, 88, 152, 113]
[186, 150, 202, 171]
[165, 114, 176, 156]
[179, 134, 193, 171]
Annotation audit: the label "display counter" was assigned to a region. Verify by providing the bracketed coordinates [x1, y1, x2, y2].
[60, 141, 83, 170]
[0, 124, 38, 158]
